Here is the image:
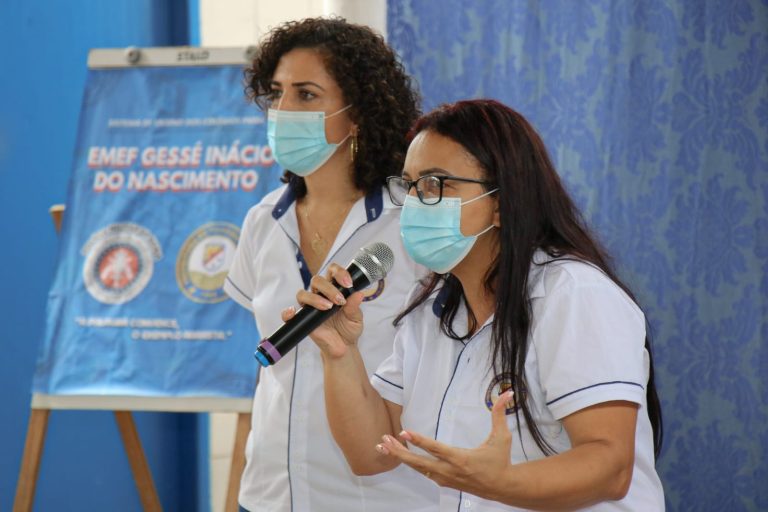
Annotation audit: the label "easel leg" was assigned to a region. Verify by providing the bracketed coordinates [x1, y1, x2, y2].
[114, 411, 163, 512]
[13, 408, 50, 512]
[225, 413, 251, 512]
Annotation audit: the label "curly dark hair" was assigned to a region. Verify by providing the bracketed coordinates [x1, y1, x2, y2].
[244, 17, 420, 197]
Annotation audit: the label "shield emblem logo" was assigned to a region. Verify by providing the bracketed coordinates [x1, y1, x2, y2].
[203, 243, 225, 272]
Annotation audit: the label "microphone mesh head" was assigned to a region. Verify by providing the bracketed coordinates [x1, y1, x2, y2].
[353, 242, 395, 282]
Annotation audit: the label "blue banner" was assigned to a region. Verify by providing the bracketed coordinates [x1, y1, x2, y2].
[34, 64, 280, 398]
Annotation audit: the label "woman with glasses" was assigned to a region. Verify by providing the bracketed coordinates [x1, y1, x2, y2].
[223, 17, 432, 512]
[287, 99, 665, 510]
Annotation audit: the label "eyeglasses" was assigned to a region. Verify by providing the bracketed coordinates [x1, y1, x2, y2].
[386, 175, 491, 206]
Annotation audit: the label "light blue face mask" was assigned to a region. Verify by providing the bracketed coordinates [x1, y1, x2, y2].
[400, 189, 498, 274]
[267, 105, 352, 176]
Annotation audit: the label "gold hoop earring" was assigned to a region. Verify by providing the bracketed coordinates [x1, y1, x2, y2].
[350, 133, 358, 163]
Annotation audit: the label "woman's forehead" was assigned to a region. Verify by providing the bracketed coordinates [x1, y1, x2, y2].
[404, 131, 482, 178]
[273, 48, 335, 86]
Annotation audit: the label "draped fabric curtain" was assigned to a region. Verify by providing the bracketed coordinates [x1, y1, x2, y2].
[388, 1, 767, 509]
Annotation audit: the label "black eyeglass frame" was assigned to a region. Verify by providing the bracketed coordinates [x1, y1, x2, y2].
[386, 175, 491, 206]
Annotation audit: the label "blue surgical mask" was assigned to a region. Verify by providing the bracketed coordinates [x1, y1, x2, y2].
[400, 189, 498, 274]
[267, 105, 352, 176]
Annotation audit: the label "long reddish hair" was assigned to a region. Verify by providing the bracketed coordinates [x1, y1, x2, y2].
[396, 99, 663, 458]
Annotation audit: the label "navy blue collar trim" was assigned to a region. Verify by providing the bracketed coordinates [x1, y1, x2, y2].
[272, 183, 383, 222]
[296, 248, 312, 289]
[364, 187, 383, 222]
[432, 283, 451, 317]
[271, 182, 297, 220]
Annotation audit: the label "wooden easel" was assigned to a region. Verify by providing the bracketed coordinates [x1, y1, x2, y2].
[13, 205, 252, 512]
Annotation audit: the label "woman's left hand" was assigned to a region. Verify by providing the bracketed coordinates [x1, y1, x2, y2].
[376, 390, 515, 500]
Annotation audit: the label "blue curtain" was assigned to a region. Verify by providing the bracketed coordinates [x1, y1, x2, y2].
[388, 1, 767, 510]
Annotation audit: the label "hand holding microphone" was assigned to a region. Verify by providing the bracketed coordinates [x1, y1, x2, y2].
[254, 242, 394, 367]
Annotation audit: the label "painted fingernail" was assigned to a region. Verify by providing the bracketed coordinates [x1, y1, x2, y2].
[343, 276, 353, 287]
[398, 430, 412, 441]
[335, 294, 346, 305]
[506, 390, 515, 403]
[375, 443, 389, 455]
[281, 306, 295, 315]
[321, 300, 334, 310]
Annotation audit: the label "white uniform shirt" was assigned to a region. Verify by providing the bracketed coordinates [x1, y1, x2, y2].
[225, 183, 435, 512]
[372, 252, 665, 512]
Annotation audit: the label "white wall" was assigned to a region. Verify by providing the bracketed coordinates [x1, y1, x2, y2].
[200, 0, 386, 47]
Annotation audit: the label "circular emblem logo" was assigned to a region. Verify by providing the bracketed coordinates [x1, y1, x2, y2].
[485, 373, 523, 415]
[81, 223, 162, 304]
[360, 279, 385, 302]
[176, 222, 240, 303]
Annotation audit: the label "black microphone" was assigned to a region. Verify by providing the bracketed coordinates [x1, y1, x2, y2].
[253, 242, 395, 367]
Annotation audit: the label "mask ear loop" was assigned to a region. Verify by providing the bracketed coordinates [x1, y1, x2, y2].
[324, 104, 354, 146]
[460, 187, 499, 206]
[472, 223, 496, 237]
[461, 188, 500, 237]
[325, 104, 352, 119]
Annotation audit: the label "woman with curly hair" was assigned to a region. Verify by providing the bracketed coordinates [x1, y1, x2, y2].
[224, 16, 431, 512]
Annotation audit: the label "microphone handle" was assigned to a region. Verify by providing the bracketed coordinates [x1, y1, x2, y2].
[254, 262, 371, 366]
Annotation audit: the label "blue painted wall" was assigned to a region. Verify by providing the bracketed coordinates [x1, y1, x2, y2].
[0, 1, 206, 510]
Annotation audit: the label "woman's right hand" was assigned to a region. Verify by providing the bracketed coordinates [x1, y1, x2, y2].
[282, 263, 365, 359]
